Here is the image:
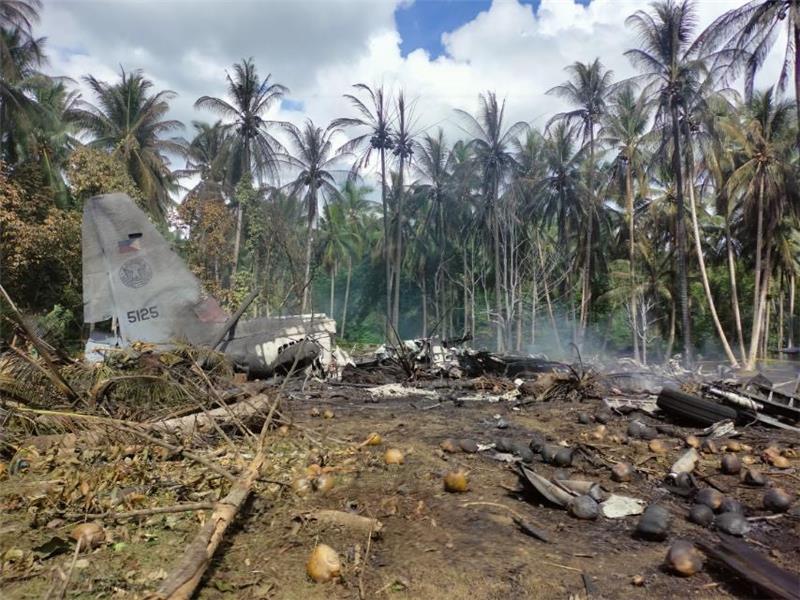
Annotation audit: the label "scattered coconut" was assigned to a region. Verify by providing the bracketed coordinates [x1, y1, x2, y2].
[685, 435, 701, 449]
[595, 411, 612, 424]
[277, 424, 290, 436]
[721, 454, 742, 475]
[322, 409, 335, 419]
[440, 439, 460, 454]
[743, 468, 766, 486]
[364, 432, 382, 446]
[292, 477, 313, 497]
[384, 448, 404, 465]
[725, 440, 742, 452]
[578, 412, 593, 425]
[528, 434, 546, 453]
[741, 455, 756, 465]
[70, 523, 105, 550]
[649, 439, 669, 454]
[540, 444, 559, 464]
[458, 439, 479, 453]
[314, 473, 336, 493]
[720, 498, 744, 514]
[770, 456, 790, 469]
[306, 544, 341, 583]
[306, 464, 323, 477]
[715, 512, 749, 536]
[695, 488, 724, 512]
[631, 575, 645, 586]
[667, 540, 703, 576]
[591, 425, 607, 441]
[310, 407, 321, 417]
[553, 448, 574, 467]
[627, 421, 646, 438]
[512, 442, 535, 463]
[443, 470, 469, 493]
[611, 462, 633, 483]
[701, 439, 720, 454]
[688, 504, 714, 527]
[763, 488, 794, 513]
[569, 495, 599, 520]
[636, 505, 671, 540]
[495, 438, 514, 453]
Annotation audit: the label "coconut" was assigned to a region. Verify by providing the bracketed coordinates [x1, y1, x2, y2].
[310, 407, 321, 417]
[277, 424, 290, 436]
[627, 421, 646, 438]
[292, 477, 313, 496]
[721, 454, 742, 475]
[763, 488, 794, 513]
[770, 456, 790, 469]
[591, 425, 607, 441]
[715, 512, 749, 536]
[443, 470, 469, 493]
[667, 540, 703, 576]
[512, 442, 535, 463]
[540, 444, 559, 464]
[495, 438, 514, 453]
[701, 439, 720, 454]
[322, 409, 335, 419]
[720, 498, 744, 514]
[70, 523, 105, 550]
[569, 495, 599, 520]
[578, 412, 593, 425]
[725, 440, 742, 452]
[528, 434, 546, 453]
[384, 448, 404, 465]
[314, 473, 336, 493]
[649, 439, 669, 454]
[688, 504, 714, 527]
[458, 439, 479, 454]
[743, 468, 766, 486]
[611, 462, 633, 483]
[306, 544, 341, 583]
[440, 438, 460, 453]
[695, 488, 724, 512]
[685, 435, 701, 448]
[364, 432, 382, 446]
[595, 411, 612, 424]
[742, 455, 756, 465]
[305, 463, 323, 478]
[636, 505, 671, 540]
[553, 448, 574, 467]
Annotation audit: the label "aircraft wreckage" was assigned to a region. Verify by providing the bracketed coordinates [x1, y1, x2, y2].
[81, 192, 345, 377]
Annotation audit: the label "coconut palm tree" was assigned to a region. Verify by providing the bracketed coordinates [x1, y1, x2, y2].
[697, 0, 800, 135]
[0, 27, 46, 164]
[455, 92, 527, 351]
[71, 68, 183, 219]
[601, 84, 653, 361]
[175, 120, 233, 198]
[331, 84, 394, 332]
[724, 88, 797, 368]
[0, 0, 41, 65]
[278, 119, 346, 312]
[547, 59, 614, 336]
[625, 0, 709, 364]
[195, 58, 288, 270]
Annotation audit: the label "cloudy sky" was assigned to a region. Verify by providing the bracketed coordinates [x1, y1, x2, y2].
[40, 0, 786, 160]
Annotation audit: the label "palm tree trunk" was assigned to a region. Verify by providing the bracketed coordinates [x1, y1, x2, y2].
[232, 203, 243, 280]
[686, 151, 739, 367]
[392, 155, 406, 334]
[531, 267, 537, 345]
[492, 180, 503, 352]
[536, 232, 563, 354]
[626, 159, 640, 362]
[341, 256, 352, 339]
[794, 23, 800, 147]
[725, 213, 747, 362]
[580, 124, 595, 340]
[462, 246, 469, 336]
[670, 100, 691, 365]
[778, 273, 785, 352]
[748, 244, 772, 369]
[789, 272, 796, 348]
[665, 298, 676, 361]
[301, 187, 316, 313]
[380, 148, 390, 339]
[747, 177, 766, 368]
[421, 274, 428, 338]
[329, 262, 335, 318]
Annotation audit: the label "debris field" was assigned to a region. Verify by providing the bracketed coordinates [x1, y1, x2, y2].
[0, 340, 799, 599]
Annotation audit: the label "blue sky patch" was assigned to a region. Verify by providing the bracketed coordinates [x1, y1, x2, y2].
[281, 98, 305, 112]
[395, 0, 591, 58]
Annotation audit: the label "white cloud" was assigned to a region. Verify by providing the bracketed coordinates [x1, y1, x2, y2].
[39, 0, 789, 181]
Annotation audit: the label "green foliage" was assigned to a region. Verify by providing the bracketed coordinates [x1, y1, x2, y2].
[66, 146, 143, 205]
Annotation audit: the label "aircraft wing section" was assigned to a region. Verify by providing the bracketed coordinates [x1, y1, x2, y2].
[82, 193, 228, 346]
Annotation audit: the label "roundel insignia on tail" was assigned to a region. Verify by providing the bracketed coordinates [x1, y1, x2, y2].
[119, 257, 153, 289]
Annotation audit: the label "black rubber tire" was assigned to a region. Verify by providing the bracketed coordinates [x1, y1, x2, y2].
[657, 386, 738, 426]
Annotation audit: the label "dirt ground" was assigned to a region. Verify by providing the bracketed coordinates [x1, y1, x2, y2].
[1, 376, 799, 599]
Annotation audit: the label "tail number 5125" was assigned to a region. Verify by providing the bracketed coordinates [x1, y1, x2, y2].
[127, 306, 159, 323]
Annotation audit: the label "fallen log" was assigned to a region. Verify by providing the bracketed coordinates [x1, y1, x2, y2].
[308, 510, 383, 536]
[149, 396, 280, 600]
[149, 393, 273, 437]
